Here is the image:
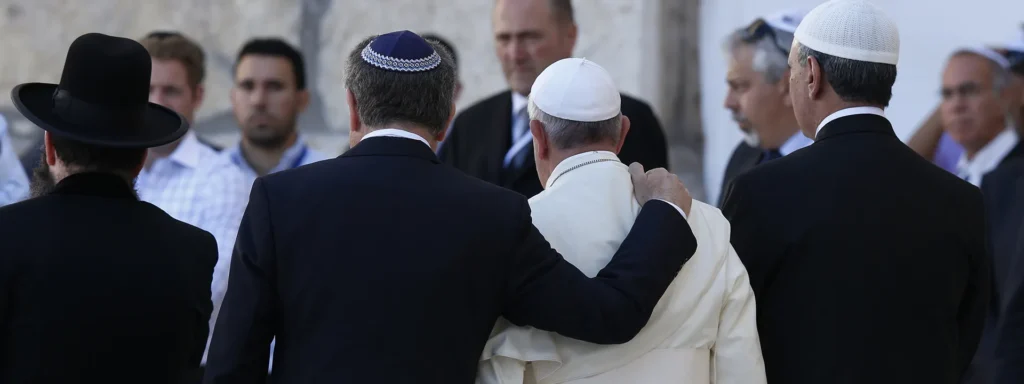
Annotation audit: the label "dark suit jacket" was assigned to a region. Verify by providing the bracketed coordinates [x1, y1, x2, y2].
[717, 141, 762, 207]
[0, 172, 217, 383]
[993, 218, 1024, 384]
[439, 90, 669, 197]
[204, 136, 696, 383]
[721, 114, 989, 384]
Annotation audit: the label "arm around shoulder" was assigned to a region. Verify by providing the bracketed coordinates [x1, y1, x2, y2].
[501, 198, 696, 344]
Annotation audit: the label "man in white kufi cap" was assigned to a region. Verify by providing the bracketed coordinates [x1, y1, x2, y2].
[719, 1, 989, 383]
[719, 8, 813, 207]
[476, 58, 764, 384]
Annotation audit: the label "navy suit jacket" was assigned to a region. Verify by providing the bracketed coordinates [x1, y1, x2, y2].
[204, 136, 696, 383]
[722, 114, 989, 384]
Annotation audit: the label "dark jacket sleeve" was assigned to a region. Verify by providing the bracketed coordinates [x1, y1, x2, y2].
[204, 178, 278, 383]
[501, 199, 696, 344]
[959, 190, 991, 377]
[191, 231, 218, 370]
[720, 175, 776, 296]
[993, 223, 1024, 383]
[618, 101, 669, 171]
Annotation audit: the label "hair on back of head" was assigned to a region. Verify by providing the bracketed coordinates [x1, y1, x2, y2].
[235, 38, 307, 90]
[139, 31, 206, 88]
[49, 135, 147, 176]
[344, 35, 457, 136]
[796, 43, 897, 107]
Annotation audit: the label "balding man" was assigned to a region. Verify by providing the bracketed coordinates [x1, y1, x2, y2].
[439, 0, 668, 198]
[720, 9, 812, 207]
[477, 58, 763, 384]
[721, 1, 988, 382]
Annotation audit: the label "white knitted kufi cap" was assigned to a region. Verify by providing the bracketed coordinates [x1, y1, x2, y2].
[953, 46, 1011, 69]
[794, 0, 900, 65]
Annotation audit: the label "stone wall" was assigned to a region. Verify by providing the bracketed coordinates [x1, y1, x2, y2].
[0, 0, 703, 198]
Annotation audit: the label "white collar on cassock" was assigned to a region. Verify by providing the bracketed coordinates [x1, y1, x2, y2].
[361, 128, 432, 149]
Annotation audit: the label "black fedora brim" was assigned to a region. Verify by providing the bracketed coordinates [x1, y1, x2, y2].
[10, 82, 189, 148]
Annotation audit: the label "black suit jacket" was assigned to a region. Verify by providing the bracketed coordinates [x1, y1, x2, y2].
[204, 136, 696, 383]
[722, 114, 989, 384]
[717, 141, 762, 207]
[439, 91, 669, 197]
[993, 217, 1024, 384]
[0, 172, 217, 383]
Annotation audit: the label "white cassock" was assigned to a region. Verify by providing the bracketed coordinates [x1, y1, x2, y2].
[476, 150, 766, 384]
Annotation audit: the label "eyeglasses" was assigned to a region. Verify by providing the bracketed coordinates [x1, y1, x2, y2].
[740, 18, 791, 57]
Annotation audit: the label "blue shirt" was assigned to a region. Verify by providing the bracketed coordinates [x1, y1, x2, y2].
[0, 115, 30, 206]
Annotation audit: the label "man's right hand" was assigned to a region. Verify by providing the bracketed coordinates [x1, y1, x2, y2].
[628, 162, 692, 217]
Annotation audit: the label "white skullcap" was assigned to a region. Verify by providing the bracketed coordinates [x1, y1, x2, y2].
[794, 0, 900, 65]
[953, 46, 1011, 69]
[763, 9, 808, 34]
[530, 58, 621, 122]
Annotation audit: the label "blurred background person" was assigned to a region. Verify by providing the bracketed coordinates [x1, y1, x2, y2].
[0, 114, 29, 206]
[439, 0, 668, 198]
[939, 47, 1020, 186]
[135, 31, 251, 379]
[719, 9, 811, 207]
[225, 38, 331, 180]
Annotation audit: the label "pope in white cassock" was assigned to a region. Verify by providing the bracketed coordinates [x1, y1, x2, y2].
[476, 58, 766, 384]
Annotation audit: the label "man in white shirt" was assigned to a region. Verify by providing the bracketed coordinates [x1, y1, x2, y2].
[136, 32, 251, 377]
[940, 46, 1022, 186]
[477, 58, 764, 384]
[719, 9, 812, 206]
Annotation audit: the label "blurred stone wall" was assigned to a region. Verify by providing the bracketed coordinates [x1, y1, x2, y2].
[0, 0, 704, 198]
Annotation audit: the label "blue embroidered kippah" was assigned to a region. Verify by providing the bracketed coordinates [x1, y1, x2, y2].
[361, 30, 442, 72]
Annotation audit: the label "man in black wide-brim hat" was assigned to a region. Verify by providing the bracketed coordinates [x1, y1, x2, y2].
[0, 33, 217, 383]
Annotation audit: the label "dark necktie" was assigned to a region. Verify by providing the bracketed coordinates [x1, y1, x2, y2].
[758, 149, 783, 165]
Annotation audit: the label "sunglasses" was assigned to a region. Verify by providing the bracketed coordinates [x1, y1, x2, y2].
[741, 18, 791, 57]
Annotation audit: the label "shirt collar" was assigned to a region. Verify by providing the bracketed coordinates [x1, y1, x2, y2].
[362, 128, 432, 149]
[511, 92, 528, 116]
[779, 130, 814, 156]
[815, 106, 886, 138]
[228, 135, 311, 175]
[167, 130, 203, 169]
[546, 150, 622, 189]
[956, 127, 1020, 186]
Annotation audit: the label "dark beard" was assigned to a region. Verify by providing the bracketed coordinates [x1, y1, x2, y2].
[29, 162, 56, 198]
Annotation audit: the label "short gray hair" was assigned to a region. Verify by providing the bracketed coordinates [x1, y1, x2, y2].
[951, 50, 1011, 92]
[344, 35, 457, 136]
[527, 99, 623, 150]
[725, 28, 793, 84]
[796, 43, 897, 107]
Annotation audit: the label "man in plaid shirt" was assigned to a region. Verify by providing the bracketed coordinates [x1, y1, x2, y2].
[134, 32, 251, 377]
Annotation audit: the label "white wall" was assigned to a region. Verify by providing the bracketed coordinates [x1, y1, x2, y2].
[700, 0, 1024, 203]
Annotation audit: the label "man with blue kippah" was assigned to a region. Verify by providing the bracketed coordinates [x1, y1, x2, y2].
[204, 30, 697, 383]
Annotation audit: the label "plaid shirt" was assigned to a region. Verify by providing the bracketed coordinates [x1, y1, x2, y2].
[225, 136, 332, 182]
[0, 115, 29, 206]
[136, 131, 251, 364]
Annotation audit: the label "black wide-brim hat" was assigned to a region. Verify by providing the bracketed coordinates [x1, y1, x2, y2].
[11, 33, 187, 148]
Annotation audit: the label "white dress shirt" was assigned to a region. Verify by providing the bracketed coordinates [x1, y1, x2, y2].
[0, 115, 29, 206]
[478, 151, 763, 384]
[780, 130, 814, 156]
[956, 127, 1019, 186]
[815, 106, 886, 138]
[136, 130, 252, 364]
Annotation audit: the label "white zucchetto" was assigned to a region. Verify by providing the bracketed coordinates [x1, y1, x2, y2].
[794, 0, 900, 65]
[529, 58, 621, 122]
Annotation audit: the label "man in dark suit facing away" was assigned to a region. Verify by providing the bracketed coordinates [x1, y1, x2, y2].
[721, 1, 989, 383]
[0, 33, 217, 383]
[204, 30, 696, 384]
[438, 0, 668, 198]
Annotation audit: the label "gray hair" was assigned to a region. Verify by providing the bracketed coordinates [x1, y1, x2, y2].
[344, 35, 457, 136]
[724, 28, 793, 84]
[950, 50, 1011, 92]
[527, 99, 623, 150]
[796, 43, 897, 107]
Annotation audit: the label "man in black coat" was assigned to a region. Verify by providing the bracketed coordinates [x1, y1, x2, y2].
[0, 33, 217, 383]
[438, 0, 668, 198]
[721, 2, 989, 383]
[204, 31, 696, 384]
